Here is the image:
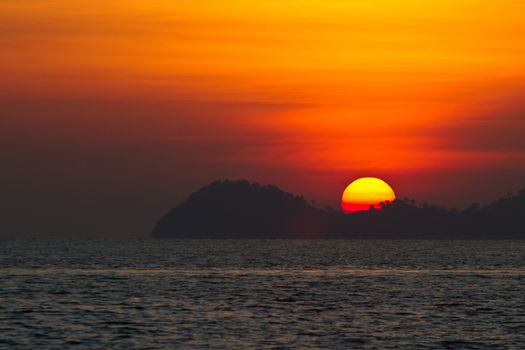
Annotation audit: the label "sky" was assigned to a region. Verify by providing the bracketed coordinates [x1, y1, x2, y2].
[2, 0, 525, 237]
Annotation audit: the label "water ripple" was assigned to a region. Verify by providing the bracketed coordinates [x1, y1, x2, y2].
[0, 240, 524, 349]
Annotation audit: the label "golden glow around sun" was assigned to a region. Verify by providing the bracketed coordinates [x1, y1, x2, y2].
[341, 177, 396, 214]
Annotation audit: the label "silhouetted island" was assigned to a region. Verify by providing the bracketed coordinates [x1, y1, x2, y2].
[151, 180, 525, 239]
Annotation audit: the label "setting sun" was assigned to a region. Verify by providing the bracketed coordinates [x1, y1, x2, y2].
[342, 177, 396, 214]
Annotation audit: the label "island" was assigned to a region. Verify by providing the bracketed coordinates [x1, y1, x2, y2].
[151, 180, 525, 239]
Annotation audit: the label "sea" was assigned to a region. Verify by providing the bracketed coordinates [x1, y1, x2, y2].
[0, 240, 524, 349]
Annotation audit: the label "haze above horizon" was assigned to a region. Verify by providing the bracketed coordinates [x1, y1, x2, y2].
[2, 0, 525, 236]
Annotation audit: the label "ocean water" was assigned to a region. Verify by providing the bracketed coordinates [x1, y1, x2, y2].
[0, 240, 524, 349]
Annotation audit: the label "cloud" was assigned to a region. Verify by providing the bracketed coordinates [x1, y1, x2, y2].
[419, 90, 525, 154]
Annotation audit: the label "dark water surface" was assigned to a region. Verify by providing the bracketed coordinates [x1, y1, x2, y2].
[1, 240, 524, 349]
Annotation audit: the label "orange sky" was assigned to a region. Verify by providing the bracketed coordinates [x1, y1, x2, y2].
[2, 0, 525, 236]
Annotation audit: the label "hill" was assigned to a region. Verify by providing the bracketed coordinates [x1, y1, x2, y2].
[151, 180, 525, 239]
[151, 180, 336, 239]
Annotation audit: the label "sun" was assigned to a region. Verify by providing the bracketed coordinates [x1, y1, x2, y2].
[341, 177, 396, 214]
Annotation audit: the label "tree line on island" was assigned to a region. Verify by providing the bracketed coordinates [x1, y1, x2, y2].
[151, 180, 525, 239]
